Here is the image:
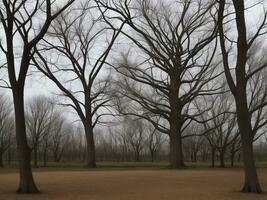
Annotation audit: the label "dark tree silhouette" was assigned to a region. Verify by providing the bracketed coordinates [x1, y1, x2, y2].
[97, 0, 220, 168]
[0, 0, 74, 193]
[217, 0, 267, 193]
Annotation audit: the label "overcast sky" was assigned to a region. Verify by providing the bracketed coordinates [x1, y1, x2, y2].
[1, 0, 266, 102]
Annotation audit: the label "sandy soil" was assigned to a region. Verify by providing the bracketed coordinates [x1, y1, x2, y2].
[0, 169, 266, 200]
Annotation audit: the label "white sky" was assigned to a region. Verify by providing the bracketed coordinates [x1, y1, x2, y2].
[0, 0, 266, 115]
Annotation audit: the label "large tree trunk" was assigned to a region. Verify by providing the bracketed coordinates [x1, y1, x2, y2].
[240, 132, 261, 193]
[236, 86, 262, 193]
[237, 107, 261, 192]
[169, 74, 184, 168]
[84, 121, 96, 168]
[169, 129, 184, 168]
[13, 87, 39, 193]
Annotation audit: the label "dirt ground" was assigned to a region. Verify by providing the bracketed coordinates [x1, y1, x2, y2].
[0, 169, 267, 200]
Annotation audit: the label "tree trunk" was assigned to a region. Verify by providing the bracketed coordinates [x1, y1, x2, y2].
[230, 145, 236, 168]
[150, 150, 155, 162]
[169, 133, 184, 168]
[222, 0, 262, 193]
[238, 121, 261, 193]
[211, 147, 215, 168]
[193, 151, 197, 162]
[219, 149, 225, 168]
[231, 151, 235, 168]
[236, 89, 262, 193]
[0, 149, 3, 167]
[13, 87, 39, 193]
[84, 121, 96, 168]
[135, 149, 140, 162]
[8, 149, 11, 166]
[240, 137, 261, 193]
[169, 74, 184, 169]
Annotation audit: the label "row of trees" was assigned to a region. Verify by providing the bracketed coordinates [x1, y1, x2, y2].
[1, 93, 267, 168]
[0, 0, 266, 194]
[1, 94, 267, 167]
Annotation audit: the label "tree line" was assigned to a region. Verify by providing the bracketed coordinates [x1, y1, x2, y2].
[1, 94, 266, 167]
[0, 0, 267, 194]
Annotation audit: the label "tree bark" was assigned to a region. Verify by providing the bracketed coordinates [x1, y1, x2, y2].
[169, 74, 184, 168]
[236, 101, 261, 193]
[84, 120, 96, 168]
[13, 87, 39, 193]
[235, 61, 262, 193]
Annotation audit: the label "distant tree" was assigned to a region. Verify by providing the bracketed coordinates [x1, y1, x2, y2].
[146, 124, 165, 162]
[124, 118, 146, 162]
[26, 96, 55, 167]
[198, 92, 239, 168]
[50, 112, 69, 163]
[0, 95, 14, 167]
[183, 125, 205, 163]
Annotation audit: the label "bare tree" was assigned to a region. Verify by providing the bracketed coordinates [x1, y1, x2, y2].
[26, 96, 55, 167]
[217, 0, 267, 193]
[34, 3, 124, 168]
[49, 112, 69, 163]
[183, 125, 205, 163]
[197, 92, 239, 168]
[0, 94, 14, 167]
[125, 119, 146, 162]
[97, 0, 220, 168]
[0, 0, 74, 193]
[146, 124, 165, 162]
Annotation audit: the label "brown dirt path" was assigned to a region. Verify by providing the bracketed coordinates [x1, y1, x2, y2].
[0, 169, 266, 200]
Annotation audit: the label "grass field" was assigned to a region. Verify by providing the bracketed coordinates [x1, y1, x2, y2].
[3, 160, 267, 170]
[0, 168, 267, 200]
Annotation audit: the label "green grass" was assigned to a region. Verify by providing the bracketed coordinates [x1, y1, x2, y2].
[2, 161, 267, 171]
